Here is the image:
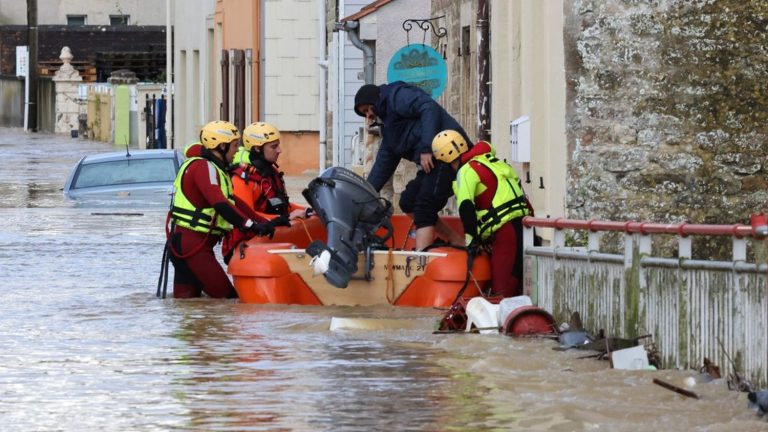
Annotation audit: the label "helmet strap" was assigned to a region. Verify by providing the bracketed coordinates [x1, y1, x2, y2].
[217, 141, 232, 159]
[249, 151, 273, 176]
[249, 147, 264, 161]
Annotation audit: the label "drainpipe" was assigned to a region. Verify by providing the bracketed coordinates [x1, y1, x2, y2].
[477, 0, 490, 141]
[318, 0, 328, 171]
[259, 0, 265, 120]
[166, 0, 174, 148]
[336, 21, 374, 84]
[27, 0, 38, 132]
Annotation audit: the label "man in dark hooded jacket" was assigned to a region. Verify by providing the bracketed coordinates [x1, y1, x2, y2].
[354, 81, 472, 250]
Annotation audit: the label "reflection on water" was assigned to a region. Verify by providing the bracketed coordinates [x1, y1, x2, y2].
[0, 128, 765, 431]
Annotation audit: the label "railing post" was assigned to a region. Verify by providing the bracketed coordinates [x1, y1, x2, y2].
[523, 224, 535, 250]
[623, 233, 634, 269]
[677, 234, 691, 370]
[522, 223, 536, 302]
[588, 231, 600, 252]
[639, 235, 651, 256]
[678, 236, 692, 259]
[553, 228, 566, 249]
[623, 233, 642, 338]
[732, 237, 747, 262]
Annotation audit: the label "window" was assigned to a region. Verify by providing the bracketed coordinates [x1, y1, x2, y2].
[73, 158, 177, 189]
[110, 15, 130, 26]
[67, 15, 87, 26]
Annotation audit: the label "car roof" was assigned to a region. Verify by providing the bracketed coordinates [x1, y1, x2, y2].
[80, 149, 180, 164]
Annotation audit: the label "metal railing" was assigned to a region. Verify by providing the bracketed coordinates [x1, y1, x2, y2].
[522, 215, 768, 387]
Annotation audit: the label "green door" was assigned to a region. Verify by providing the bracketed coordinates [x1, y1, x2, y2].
[114, 85, 130, 146]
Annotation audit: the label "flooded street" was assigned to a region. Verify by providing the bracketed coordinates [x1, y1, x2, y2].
[0, 127, 763, 431]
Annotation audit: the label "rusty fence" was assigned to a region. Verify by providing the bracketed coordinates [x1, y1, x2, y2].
[523, 216, 768, 387]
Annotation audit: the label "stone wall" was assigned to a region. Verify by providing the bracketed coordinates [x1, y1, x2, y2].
[432, 0, 477, 134]
[564, 0, 768, 233]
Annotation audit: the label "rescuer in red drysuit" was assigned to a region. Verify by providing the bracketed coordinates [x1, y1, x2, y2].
[433, 131, 534, 297]
[166, 121, 274, 299]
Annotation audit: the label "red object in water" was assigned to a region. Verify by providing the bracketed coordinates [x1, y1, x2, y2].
[438, 298, 470, 331]
[502, 305, 556, 336]
[438, 295, 503, 331]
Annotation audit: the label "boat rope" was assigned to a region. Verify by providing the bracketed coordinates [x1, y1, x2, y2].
[386, 248, 396, 304]
[449, 248, 477, 306]
[297, 218, 313, 243]
[158, 210, 217, 299]
[165, 211, 214, 259]
[156, 213, 176, 298]
[156, 239, 170, 299]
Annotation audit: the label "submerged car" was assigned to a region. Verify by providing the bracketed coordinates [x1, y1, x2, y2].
[63, 149, 183, 203]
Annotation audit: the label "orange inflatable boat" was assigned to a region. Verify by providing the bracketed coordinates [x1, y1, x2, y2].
[246, 214, 327, 249]
[228, 214, 491, 307]
[229, 167, 491, 307]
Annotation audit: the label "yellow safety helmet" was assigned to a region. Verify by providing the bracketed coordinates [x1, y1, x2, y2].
[199, 120, 241, 149]
[432, 130, 469, 163]
[242, 122, 280, 150]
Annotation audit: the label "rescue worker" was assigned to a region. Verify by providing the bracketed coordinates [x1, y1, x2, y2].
[432, 130, 533, 297]
[232, 122, 308, 220]
[183, 141, 203, 158]
[222, 122, 311, 261]
[167, 120, 275, 299]
[354, 81, 471, 250]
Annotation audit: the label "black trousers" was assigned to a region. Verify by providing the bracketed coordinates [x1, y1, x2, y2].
[399, 161, 455, 229]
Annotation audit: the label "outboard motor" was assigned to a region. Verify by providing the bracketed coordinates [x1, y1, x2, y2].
[302, 167, 393, 288]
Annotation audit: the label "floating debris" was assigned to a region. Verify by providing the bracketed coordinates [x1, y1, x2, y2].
[718, 338, 753, 392]
[611, 345, 650, 370]
[653, 378, 700, 400]
[700, 357, 721, 380]
[554, 311, 593, 350]
[748, 391, 768, 416]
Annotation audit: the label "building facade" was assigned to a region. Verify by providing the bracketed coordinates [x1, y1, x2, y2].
[0, 0, 166, 26]
[171, 0, 320, 175]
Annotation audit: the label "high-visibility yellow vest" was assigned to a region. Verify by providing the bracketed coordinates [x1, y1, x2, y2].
[454, 151, 529, 243]
[232, 147, 250, 166]
[170, 157, 234, 236]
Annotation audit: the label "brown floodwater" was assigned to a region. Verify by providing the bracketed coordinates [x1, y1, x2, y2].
[0, 128, 764, 431]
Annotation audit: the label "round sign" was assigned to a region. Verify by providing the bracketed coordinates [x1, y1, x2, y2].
[387, 44, 447, 99]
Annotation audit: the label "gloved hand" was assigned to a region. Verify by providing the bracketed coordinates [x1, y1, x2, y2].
[268, 214, 291, 228]
[250, 222, 275, 239]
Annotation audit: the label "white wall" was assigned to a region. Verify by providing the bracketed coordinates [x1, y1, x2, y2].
[333, 0, 429, 169]
[0, 0, 166, 26]
[490, 0, 567, 221]
[360, 0, 430, 84]
[332, 0, 367, 168]
[172, 0, 215, 148]
[263, 0, 318, 131]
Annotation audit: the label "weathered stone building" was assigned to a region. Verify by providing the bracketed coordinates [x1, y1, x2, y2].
[431, 0, 479, 139]
[428, 0, 767, 254]
[564, 0, 768, 231]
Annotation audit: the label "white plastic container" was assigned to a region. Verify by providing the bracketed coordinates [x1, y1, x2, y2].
[498, 295, 533, 326]
[611, 345, 650, 370]
[465, 297, 500, 334]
